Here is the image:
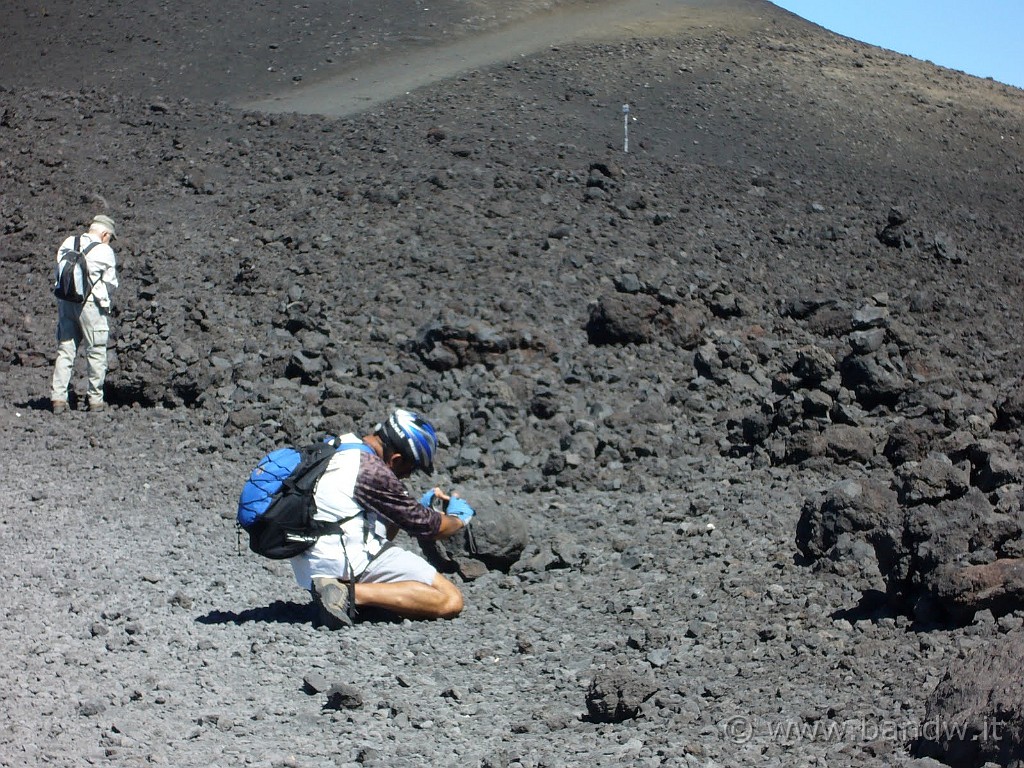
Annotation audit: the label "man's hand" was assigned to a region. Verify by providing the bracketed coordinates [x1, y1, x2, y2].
[420, 487, 451, 511]
[446, 497, 475, 525]
[419, 487, 474, 539]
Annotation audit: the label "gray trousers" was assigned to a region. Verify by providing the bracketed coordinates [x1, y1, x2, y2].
[50, 299, 109, 405]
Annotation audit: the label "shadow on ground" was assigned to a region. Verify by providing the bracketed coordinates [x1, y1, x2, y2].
[197, 601, 404, 627]
[197, 600, 312, 626]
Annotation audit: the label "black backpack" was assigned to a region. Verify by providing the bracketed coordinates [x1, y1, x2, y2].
[237, 439, 374, 560]
[53, 235, 100, 303]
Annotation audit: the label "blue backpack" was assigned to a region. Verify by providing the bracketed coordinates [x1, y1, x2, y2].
[237, 438, 373, 559]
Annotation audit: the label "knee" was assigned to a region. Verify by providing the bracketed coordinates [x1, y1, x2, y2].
[433, 577, 464, 620]
[439, 589, 464, 620]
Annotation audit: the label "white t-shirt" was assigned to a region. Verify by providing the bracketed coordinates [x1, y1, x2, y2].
[290, 434, 390, 588]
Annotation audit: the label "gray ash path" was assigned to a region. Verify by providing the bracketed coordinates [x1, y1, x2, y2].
[238, 0, 752, 116]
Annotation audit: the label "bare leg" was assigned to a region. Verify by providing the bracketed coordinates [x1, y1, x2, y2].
[354, 572, 464, 620]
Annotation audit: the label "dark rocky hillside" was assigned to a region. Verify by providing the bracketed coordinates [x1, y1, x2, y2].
[2, 1, 1023, 766]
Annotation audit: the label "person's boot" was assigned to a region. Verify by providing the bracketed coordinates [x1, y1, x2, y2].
[311, 577, 354, 630]
[51, 400, 69, 414]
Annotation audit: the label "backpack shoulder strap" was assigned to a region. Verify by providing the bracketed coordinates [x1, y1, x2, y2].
[297, 441, 375, 538]
[281, 440, 370, 495]
[283, 441, 338, 491]
[335, 441, 374, 455]
[77, 238, 101, 301]
[60, 235, 81, 260]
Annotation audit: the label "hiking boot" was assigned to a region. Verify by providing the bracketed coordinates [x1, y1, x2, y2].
[88, 400, 107, 412]
[311, 577, 354, 630]
[51, 400, 68, 414]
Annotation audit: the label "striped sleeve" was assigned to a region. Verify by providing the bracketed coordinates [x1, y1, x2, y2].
[352, 452, 442, 537]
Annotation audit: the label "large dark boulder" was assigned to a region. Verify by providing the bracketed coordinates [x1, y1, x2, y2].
[416, 486, 528, 579]
[967, 439, 1024, 492]
[789, 345, 837, 390]
[928, 559, 1024, 625]
[895, 454, 970, 506]
[913, 632, 1024, 767]
[994, 385, 1024, 431]
[801, 478, 1024, 622]
[796, 478, 900, 561]
[586, 293, 659, 345]
[410, 314, 548, 371]
[883, 418, 950, 466]
[906, 489, 1010, 587]
[796, 478, 904, 594]
[585, 293, 705, 348]
[585, 664, 657, 723]
[840, 349, 911, 409]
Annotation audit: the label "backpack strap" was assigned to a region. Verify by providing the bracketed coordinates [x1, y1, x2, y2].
[81, 240, 103, 296]
[301, 440, 375, 536]
[336, 442, 374, 454]
[58, 235, 82, 264]
[61, 235, 101, 259]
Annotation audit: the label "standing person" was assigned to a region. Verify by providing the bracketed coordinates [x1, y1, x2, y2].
[50, 214, 119, 413]
[295, 408, 476, 629]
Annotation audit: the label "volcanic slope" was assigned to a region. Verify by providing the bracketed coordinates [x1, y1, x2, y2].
[1, 1, 1024, 767]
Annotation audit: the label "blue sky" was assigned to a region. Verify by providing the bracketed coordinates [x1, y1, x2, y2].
[770, 1, 1024, 90]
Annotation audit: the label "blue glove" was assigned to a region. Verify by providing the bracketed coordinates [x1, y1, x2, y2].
[421, 489, 449, 512]
[446, 497, 475, 525]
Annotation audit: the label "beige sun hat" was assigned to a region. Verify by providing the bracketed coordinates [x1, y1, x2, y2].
[91, 214, 117, 240]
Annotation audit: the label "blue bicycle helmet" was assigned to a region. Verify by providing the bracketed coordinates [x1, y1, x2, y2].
[377, 409, 438, 474]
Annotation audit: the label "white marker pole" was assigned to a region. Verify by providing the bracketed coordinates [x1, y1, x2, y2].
[622, 103, 630, 153]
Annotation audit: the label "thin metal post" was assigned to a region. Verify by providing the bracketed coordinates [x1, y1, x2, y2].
[622, 103, 630, 153]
